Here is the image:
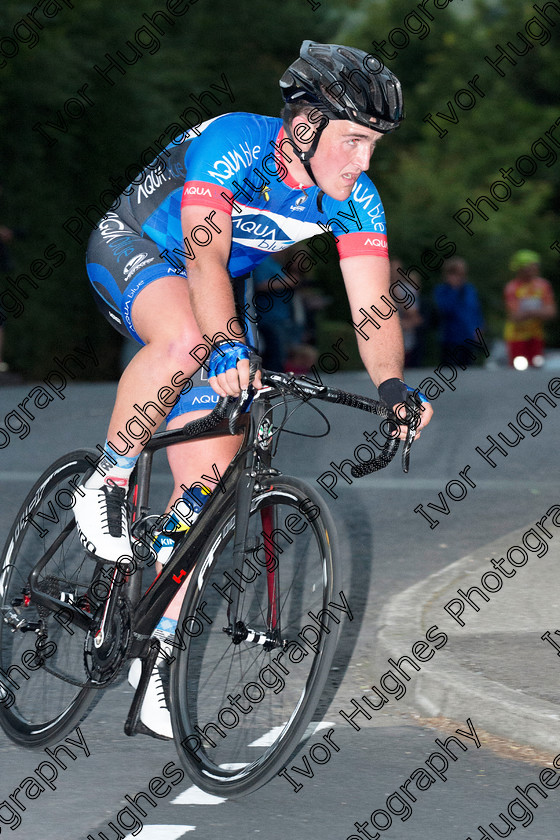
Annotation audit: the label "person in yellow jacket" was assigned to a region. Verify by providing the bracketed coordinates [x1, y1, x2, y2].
[504, 250, 556, 368]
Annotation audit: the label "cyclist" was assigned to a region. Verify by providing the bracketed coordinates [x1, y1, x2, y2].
[73, 40, 433, 737]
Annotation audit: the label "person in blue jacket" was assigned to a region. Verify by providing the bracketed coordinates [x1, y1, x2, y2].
[434, 257, 483, 363]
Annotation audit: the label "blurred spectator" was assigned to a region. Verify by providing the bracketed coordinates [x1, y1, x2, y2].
[253, 252, 301, 372]
[503, 250, 557, 368]
[434, 257, 483, 363]
[392, 258, 428, 367]
[294, 277, 329, 347]
[253, 249, 328, 373]
[284, 343, 319, 375]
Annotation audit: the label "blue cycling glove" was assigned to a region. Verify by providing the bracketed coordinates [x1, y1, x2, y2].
[208, 341, 250, 379]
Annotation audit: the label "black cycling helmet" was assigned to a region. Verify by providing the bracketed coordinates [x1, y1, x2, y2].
[279, 41, 403, 203]
[280, 40, 404, 134]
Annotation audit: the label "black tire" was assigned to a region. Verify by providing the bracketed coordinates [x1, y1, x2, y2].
[170, 476, 340, 796]
[0, 450, 101, 746]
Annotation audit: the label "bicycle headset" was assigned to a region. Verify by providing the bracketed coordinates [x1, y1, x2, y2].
[279, 40, 405, 192]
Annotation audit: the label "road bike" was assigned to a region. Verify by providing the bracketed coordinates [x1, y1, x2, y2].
[0, 365, 417, 795]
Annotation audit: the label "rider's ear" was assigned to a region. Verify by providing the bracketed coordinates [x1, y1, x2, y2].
[289, 114, 316, 149]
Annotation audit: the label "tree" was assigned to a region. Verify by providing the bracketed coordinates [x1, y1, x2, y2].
[331, 0, 560, 349]
[0, 0, 342, 376]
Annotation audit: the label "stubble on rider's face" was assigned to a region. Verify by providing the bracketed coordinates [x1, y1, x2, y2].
[292, 117, 382, 201]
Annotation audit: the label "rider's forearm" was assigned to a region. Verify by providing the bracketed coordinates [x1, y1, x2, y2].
[187, 261, 244, 344]
[341, 255, 405, 389]
[357, 313, 405, 388]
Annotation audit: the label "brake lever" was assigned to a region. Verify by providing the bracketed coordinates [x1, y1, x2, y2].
[401, 395, 422, 474]
[401, 424, 416, 473]
[228, 390, 249, 435]
[227, 352, 262, 435]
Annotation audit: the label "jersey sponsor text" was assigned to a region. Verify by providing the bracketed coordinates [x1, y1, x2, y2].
[206, 142, 262, 185]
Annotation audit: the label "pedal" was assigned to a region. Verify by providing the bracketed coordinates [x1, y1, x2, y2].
[124, 639, 161, 737]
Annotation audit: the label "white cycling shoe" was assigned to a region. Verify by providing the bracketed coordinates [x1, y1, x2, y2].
[128, 651, 173, 740]
[73, 481, 132, 562]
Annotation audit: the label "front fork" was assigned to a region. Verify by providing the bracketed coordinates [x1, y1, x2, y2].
[226, 467, 258, 641]
[226, 414, 281, 646]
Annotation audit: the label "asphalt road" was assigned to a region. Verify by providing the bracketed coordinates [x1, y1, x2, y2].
[1, 366, 559, 839]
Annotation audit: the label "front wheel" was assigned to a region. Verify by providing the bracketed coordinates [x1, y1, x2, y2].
[170, 476, 340, 796]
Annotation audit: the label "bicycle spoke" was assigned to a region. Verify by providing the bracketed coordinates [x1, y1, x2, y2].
[0, 451, 100, 745]
[171, 479, 339, 795]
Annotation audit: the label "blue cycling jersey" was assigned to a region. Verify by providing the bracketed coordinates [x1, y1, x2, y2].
[116, 112, 389, 276]
[86, 111, 391, 420]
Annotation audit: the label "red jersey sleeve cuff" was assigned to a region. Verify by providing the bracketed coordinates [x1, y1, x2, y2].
[337, 232, 389, 260]
[181, 181, 234, 215]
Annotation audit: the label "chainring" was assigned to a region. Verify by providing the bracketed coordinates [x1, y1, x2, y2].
[84, 595, 132, 687]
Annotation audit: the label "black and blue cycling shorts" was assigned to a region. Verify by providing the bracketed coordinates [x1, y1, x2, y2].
[86, 211, 257, 421]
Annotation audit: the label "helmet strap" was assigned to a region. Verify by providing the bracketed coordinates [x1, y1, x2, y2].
[301, 166, 325, 212]
[283, 116, 327, 212]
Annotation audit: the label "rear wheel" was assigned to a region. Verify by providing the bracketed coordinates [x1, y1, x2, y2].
[171, 476, 340, 795]
[0, 450, 102, 746]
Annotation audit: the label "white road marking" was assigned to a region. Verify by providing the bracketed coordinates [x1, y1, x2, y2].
[172, 787, 226, 805]
[123, 827, 194, 839]
[304, 720, 335, 735]
[248, 725, 285, 747]
[249, 720, 335, 747]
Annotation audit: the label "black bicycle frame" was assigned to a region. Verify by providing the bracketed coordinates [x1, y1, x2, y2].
[25, 401, 254, 653]
[126, 389, 279, 657]
[27, 371, 403, 661]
